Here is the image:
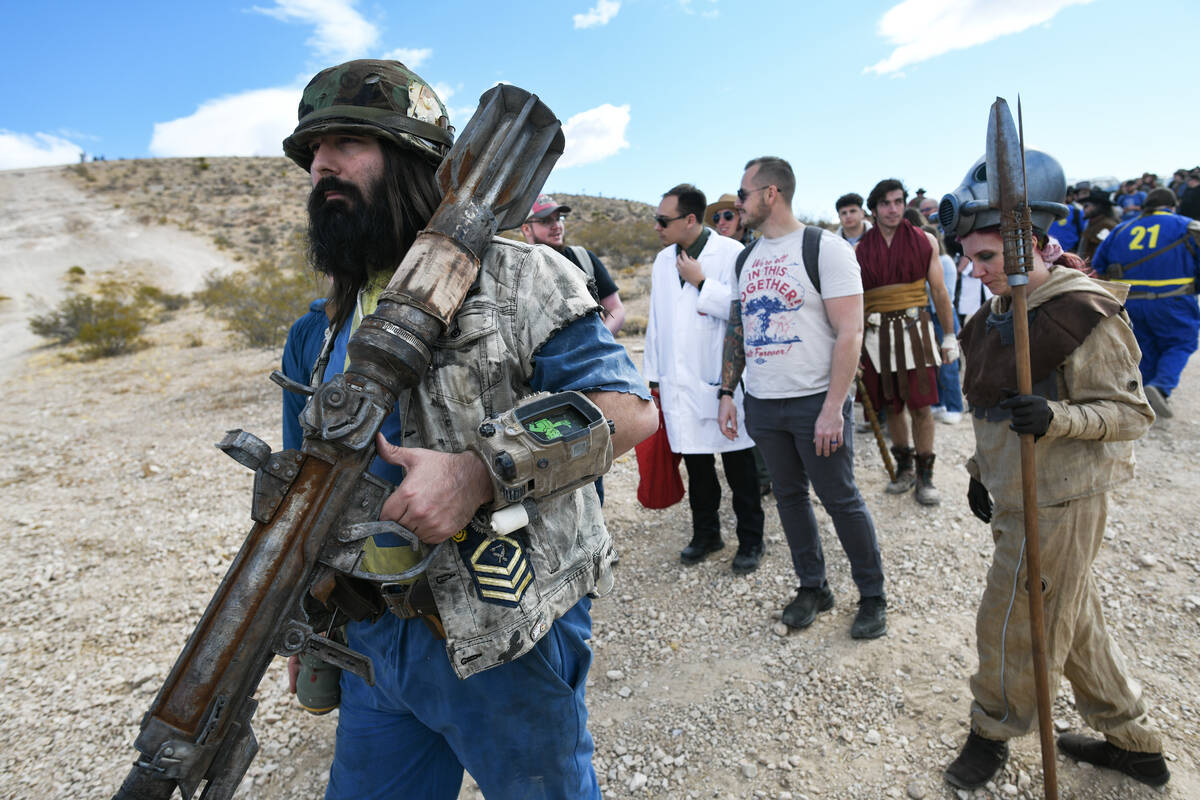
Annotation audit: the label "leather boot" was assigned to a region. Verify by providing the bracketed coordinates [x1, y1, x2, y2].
[1058, 734, 1170, 787]
[945, 731, 1009, 789]
[885, 446, 915, 494]
[914, 452, 941, 505]
[680, 534, 724, 566]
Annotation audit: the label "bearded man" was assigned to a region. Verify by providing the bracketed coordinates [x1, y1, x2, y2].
[279, 59, 656, 800]
[519, 193, 626, 335]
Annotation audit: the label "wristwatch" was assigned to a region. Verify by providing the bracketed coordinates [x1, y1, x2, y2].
[717, 387, 734, 398]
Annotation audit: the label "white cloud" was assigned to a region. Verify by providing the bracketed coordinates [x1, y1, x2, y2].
[0, 131, 85, 169]
[558, 104, 630, 168]
[381, 47, 432, 68]
[149, 88, 301, 158]
[574, 0, 620, 29]
[865, 0, 1093, 75]
[55, 128, 100, 143]
[679, 0, 720, 16]
[253, 0, 377, 61]
[447, 105, 479, 128]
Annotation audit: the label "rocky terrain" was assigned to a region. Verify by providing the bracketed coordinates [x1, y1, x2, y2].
[0, 161, 1196, 800]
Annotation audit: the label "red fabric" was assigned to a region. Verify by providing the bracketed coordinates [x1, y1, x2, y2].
[635, 389, 684, 509]
[855, 220, 932, 290]
[858, 358, 939, 413]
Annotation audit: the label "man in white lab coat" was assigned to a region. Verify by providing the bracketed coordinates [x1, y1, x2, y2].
[644, 183, 765, 574]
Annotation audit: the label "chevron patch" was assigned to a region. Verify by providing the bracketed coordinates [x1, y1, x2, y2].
[454, 529, 534, 608]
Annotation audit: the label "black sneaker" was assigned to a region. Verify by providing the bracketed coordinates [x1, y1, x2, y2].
[731, 543, 764, 575]
[945, 732, 1009, 790]
[680, 537, 724, 566]
[1058, 733, 1170, 787]
[781, 585, 834, 629]
[850, 595, 887, 639]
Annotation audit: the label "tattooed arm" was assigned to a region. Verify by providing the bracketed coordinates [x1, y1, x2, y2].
[721, 298, 746, 392]
[717, 298, 746, 440]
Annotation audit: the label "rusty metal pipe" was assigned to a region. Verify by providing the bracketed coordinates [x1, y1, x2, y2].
[114, 82, 564, 800]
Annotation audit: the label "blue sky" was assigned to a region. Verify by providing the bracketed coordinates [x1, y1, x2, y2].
[5, 0, 1197, 222]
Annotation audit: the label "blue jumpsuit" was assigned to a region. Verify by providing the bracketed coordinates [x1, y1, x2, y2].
[282, 309, 647, 800]
[1091, 210, 1200, 396]
[1049, 204, 1084, 253]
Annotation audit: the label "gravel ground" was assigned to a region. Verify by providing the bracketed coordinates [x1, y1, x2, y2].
[0, 306, 1196, 800]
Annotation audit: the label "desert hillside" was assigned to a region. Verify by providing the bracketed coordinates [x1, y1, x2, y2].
[0, 159, 1197, 800]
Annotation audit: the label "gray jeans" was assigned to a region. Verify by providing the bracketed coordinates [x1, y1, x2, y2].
[744, 392, 885, 597]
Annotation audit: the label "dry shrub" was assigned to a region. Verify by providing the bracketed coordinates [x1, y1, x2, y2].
[75, 297, 148, 359]
[196, 251, 323, 349]
[29, 280, 148, 359]
[29, 293, 103, 344]
[68, 163, 95, 182]
[135, 284, 189, 316]
[29, 277, 194, 360]
[568, 218, 659, 272]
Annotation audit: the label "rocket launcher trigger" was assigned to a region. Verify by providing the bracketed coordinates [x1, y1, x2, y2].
[469, 391, 613, 529]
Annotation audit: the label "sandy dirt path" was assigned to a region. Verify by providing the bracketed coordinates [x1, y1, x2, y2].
[0, 166, 238, 378]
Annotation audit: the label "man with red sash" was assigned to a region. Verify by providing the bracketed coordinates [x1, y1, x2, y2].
[855, 179, 958, 504]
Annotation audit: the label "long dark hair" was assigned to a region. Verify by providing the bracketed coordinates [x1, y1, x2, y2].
[310, 140, 442, 332]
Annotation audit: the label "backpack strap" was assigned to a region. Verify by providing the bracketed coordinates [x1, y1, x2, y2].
[802, 224, 823, 294]
[567, 245, 596, 282]
[735, 226, 824, 292]
[734, 239, 757, 282]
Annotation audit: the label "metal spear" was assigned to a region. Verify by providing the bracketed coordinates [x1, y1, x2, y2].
[989, 95, 1058, 799]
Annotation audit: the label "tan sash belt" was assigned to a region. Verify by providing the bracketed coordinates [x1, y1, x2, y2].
[864, 280, 936, 401]
[864, 279, 929, 314]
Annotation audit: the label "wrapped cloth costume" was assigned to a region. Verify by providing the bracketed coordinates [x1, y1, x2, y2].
[856, 220, 941, 412]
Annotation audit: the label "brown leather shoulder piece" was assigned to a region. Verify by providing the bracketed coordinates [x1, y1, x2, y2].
[961, 290, 1122, 410]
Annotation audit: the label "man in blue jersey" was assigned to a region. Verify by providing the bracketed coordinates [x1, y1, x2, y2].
[1049, 194, 1085, 253]
[1117, 179, 1147, 222]
[1091, 188, 1200, 419]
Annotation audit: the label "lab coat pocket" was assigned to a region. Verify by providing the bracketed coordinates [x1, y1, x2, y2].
[683, 381, 722, 423]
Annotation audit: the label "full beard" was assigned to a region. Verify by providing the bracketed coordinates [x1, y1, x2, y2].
[306, 175, 401, 286]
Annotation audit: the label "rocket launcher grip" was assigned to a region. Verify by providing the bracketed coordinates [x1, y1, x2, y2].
[347, 85, 565, 397]
[112, 83, 564, 800]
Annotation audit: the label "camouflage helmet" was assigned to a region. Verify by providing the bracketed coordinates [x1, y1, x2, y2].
[283, 59, 454, 171]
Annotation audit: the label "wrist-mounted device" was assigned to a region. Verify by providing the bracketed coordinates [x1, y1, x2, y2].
[468, 391, 614, 512]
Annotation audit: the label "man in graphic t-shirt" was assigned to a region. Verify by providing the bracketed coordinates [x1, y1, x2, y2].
[718, 156, 887, 640]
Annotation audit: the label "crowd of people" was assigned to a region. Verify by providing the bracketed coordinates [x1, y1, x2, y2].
[256, 57, 1197, 798]
[637, 155, 1191, 791]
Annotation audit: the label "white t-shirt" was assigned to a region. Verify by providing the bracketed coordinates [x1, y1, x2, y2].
[957, 265, 993, 318]
[739, 227, 863, 398]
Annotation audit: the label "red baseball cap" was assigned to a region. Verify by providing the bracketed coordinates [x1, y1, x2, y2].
[527, 193, 571, 221]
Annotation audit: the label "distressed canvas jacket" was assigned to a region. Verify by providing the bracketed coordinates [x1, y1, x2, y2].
[313, 237, 615, 678]
[961, 267, 1154, 509]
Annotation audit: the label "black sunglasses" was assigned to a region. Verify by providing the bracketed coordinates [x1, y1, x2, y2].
[654, 214, 686, 227]
[711, 210, 736, 224]
[737, 185, 770, 202]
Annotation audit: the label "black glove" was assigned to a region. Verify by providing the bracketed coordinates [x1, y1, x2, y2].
[998, 393, 1054, 439]
[968, 477, 992, 523]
